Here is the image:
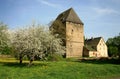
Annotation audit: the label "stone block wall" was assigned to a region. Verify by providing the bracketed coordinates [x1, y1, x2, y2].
[66, 22, 84, 58]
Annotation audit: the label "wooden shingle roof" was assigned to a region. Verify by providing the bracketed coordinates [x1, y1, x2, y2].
[56, 8, 84, 25]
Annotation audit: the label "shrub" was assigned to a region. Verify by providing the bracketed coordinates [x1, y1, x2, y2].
[47, 53, 64, 61]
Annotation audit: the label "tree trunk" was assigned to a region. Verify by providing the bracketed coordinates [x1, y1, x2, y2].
[19, 56, 23, 64]
[29, 59, 33, 65]
[28, 56, 34, 67]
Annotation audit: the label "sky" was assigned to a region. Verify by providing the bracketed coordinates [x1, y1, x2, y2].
[0, 0, 120, 41]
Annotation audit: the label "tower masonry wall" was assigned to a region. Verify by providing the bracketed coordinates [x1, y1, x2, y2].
[66, 22, 84, 58]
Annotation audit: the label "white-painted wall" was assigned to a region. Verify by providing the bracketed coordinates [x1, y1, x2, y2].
[97, 38, 108, 57]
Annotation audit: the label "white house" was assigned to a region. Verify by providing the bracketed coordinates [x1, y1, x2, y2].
[83, 37, 108, 57]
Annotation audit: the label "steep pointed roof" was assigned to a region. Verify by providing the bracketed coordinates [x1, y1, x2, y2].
[56, 8, 84, 24]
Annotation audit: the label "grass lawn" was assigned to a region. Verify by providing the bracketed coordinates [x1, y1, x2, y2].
[0, 57, 120, 79]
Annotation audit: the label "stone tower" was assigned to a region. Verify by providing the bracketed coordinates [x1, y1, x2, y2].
[50, 8, 84, 58]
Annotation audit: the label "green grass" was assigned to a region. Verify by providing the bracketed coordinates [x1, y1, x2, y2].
[0, 58, 120, 79]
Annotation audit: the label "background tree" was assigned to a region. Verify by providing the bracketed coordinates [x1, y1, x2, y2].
[11, 24, 65, 65]
[0, 22, 11, 55]
[106, 33, 120, 58]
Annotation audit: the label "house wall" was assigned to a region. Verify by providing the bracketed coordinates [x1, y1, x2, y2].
[83, 47, 98, 57]
[89, 51, 98, 57]
[97, 38, 108, 57]
[66, 22, 84, 58]
[83, 48, 89, 57]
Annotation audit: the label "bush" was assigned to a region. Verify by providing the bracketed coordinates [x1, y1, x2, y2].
[47, 53, 64, 61]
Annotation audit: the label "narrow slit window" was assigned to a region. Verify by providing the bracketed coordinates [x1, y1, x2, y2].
[71, 29, 73, 34]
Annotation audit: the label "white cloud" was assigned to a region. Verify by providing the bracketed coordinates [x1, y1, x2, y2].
[93, 8, 119, 15]
[37, 0, 61, 8]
